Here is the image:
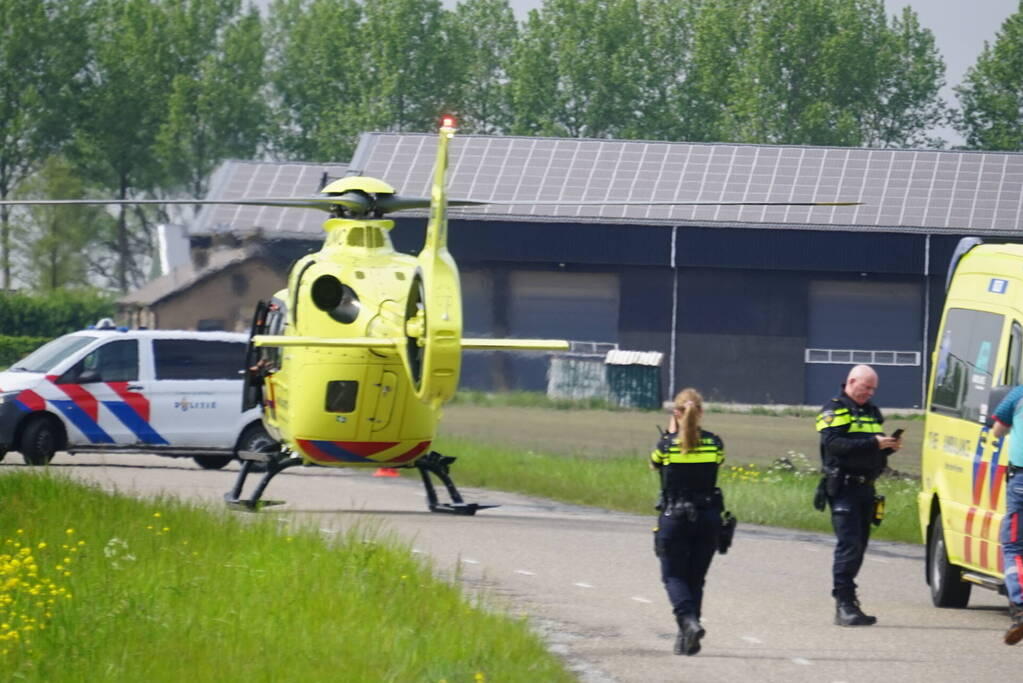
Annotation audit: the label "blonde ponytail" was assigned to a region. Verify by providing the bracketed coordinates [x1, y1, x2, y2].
[673, 388, 704, 452]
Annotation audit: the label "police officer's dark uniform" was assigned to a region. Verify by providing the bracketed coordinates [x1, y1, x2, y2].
[651, 428, 725, 655]
[816, 391, 888, 626]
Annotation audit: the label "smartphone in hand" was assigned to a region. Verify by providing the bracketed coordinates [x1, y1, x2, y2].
[891, 428, 904, 440]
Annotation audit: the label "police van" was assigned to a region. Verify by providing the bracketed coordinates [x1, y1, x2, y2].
[0, 324, 275, 469]
[920, 237, 1023, 607]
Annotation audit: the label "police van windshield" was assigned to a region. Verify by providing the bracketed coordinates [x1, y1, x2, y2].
[8, 335, 98, 373]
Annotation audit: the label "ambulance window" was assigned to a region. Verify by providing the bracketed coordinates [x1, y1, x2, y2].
[1007, 322, 1023, 386]
[930, 308, 1003, 422]
[154, 340, 246, 380]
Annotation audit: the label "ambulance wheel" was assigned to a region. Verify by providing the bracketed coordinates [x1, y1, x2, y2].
[20, 417, 58, 466]
[928, 513, 971, 608]
[193, 454, 232, 470]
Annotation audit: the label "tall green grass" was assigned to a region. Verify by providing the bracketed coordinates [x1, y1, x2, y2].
[0, 471, 572, 682]
[435, 436, 920, 544]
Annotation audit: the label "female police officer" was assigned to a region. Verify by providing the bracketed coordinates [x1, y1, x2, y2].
[651, 388, 726, 656]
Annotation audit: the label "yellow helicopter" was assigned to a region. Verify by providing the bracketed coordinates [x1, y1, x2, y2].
[229, 115, 571, 514]
[0, 116, 859, 514]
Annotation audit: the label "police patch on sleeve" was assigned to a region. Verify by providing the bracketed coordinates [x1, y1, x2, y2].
[822, 410, 835, 424]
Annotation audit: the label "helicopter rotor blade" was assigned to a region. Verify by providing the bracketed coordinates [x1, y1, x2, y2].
[449, 200, 861, 208]
[0, 196, 371, 213]
[375, 195, 488, 214]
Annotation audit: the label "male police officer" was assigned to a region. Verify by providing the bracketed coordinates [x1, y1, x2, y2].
[816, 364, 901, 626]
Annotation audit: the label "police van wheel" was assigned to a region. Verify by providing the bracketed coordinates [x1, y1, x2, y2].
[20, 418, 58, 466]
[928, 513, 971, 608]
[193, 455, 232, 470]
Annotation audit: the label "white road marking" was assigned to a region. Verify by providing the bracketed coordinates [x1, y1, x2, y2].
[319, 528, 337, 535]
[412, 548, 424, 555]
[631, 596, 653, 604]
[741, 635, 763, 644]
[867, 556, 891, 564]
[791, 657, 812, 666]
[462, 558, 480, 564]
[515, 569, 536, 576]
[574, 582, 594, 589]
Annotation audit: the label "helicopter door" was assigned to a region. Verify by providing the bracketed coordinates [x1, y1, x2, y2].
[242, 300, 270, 411]
[369, 370, 398, 432]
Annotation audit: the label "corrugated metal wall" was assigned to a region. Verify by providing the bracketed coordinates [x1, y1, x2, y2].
[388, 217, 965, 407]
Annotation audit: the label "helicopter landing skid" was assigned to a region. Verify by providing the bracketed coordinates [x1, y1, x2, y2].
[224, 451, 304, 511]
[415, 451, 498, 516]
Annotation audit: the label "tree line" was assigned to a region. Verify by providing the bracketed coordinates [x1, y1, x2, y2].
[2, 0, 1022, 294]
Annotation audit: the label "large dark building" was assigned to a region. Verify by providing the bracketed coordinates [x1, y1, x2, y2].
[184, 135, 1023, 408]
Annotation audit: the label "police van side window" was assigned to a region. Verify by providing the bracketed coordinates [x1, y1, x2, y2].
[58, 340, 139, 383]
[153, 340, 246, 380]
[930, 308, 1003, 422]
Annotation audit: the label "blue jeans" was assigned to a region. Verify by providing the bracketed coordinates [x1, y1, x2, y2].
[1001, 469, 1023, 605]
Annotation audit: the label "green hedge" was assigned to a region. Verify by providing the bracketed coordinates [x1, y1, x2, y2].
[0, 335, 50, 367]
[0, 290, 115, 337]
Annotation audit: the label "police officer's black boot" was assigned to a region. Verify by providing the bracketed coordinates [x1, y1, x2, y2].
[673, 614, 705, 655]
[834, 597, 877, 626]
[1005, 602, 1023, 645]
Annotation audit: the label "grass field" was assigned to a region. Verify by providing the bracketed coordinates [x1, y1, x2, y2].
[436, 403, 924, 544]
[0, 472, 573, 682]
[440, 403, 925, 476]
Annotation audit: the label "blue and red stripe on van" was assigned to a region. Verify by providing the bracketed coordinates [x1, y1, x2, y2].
[5, 378, 168, 445]
[965, 425, 1010, 571]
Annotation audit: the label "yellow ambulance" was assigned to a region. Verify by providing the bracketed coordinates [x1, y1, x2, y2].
[920, 237, 1021, 607]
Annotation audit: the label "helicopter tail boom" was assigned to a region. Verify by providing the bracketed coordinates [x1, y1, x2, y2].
[252, 335, 396, 348]
[253, 334, 568, 352]
[462, 338, 570, 351]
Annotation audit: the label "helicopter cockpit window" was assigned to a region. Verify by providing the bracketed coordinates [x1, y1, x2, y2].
[325, 381, 358, 413]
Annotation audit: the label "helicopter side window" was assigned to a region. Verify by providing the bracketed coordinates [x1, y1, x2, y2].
[325, 381, 358, 413]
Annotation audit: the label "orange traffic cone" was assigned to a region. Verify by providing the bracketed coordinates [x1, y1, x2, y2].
[373, 467, 400, 477]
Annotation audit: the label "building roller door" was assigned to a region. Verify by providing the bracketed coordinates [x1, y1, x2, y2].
[805, 280, 922, 408]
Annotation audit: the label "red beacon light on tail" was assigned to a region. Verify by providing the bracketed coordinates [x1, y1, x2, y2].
[440, 115, 457, 129]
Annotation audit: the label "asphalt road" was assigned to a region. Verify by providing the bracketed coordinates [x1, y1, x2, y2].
[4, 452, 1021, 682]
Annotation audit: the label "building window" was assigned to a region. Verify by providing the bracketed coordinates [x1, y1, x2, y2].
[804, 348, 921, 366]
